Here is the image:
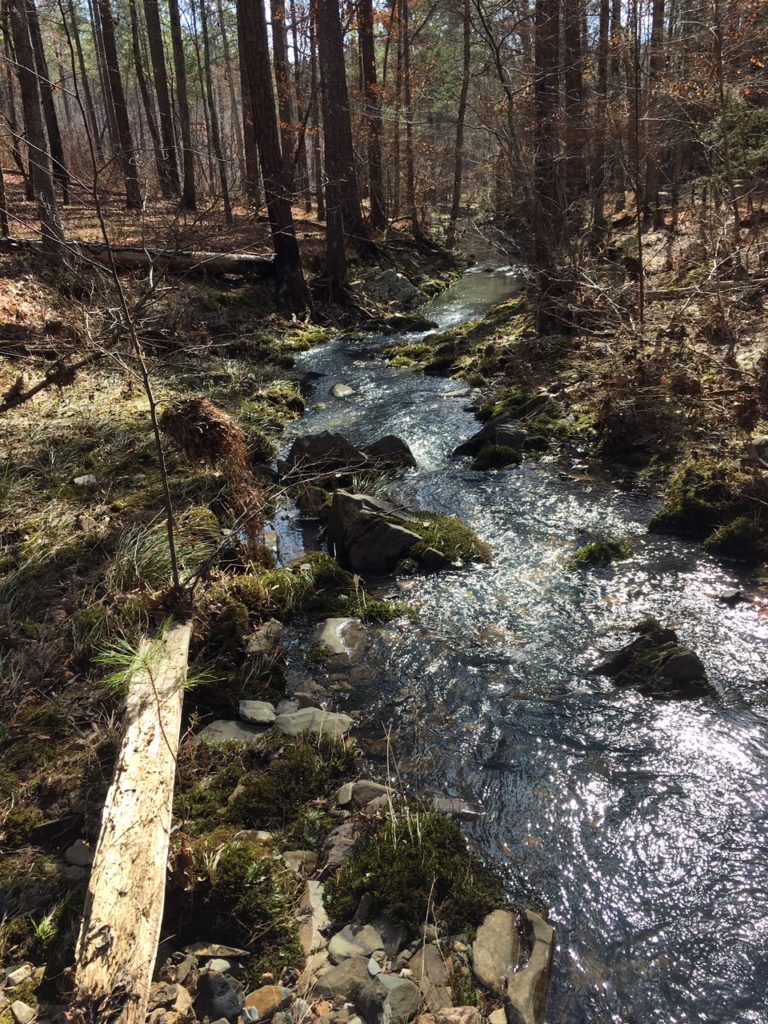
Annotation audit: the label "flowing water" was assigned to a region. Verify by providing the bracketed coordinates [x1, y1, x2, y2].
[279, 252, 768, 1023]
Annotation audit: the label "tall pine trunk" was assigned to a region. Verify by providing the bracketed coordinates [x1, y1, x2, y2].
[235, 0, 311, 313]
[446, 0, 470, 248]
[95, 0, 143, 208]
[591, 0, 610, 237]
[7, 0, 65, 255]
[269, 0, 294, 186]
[200, 0, 232, 223]
[142, 0, 179, 195]
[65, 0, 103, 162]
[533, 0, 562, 330]
[127, 0, 166, 193]
[399, 0, 420, 237]
[167, 0, 196, 209]
[358, 0, 386, 229]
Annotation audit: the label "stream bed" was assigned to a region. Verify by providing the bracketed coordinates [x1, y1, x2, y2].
[278, 257, 768, 1023]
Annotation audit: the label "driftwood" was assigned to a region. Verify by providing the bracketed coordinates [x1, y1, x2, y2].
[68, 621, 193, 1024]
[0, 236, 275, 277]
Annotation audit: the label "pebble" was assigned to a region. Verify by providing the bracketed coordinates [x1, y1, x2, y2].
[330, 384, 356, 398]
[10, 1002, 36, 1024]
[243, 984, 293, 1020]
[328, 923, 384, 964]
[207, 958, 232, 973]
[367, 957, 382, 977]
[239, 700, 277, 725]
[193, 970, 242, 1023]
[64, 839, 93, 867]
[73, 474, 97, 487]
[6, 965, 33, 987]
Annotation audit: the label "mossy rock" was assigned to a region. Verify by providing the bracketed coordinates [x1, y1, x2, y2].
[471, 445, 521, 471]
[324, 810, 505, 936]
[572, 537, 634, 568]
[648, 458, 746, 538]
[703, 516, 765, 562]
[409, 512, 492, 564]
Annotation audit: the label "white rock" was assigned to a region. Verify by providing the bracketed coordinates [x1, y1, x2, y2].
[6, 965, 33, 987]
[10, 1001, 36, 1024]
[73, 474, 97, 487]
[239, 700, 277, 725]
[273, 707, 353, 739]
[330, 383, 355, 398]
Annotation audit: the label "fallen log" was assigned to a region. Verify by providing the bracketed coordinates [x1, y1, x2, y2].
[0, 236, 275, 277]
[68, 620, 193, 1024]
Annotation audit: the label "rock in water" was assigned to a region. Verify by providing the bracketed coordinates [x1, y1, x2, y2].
[471, 909, 520, 994]
[361, 435, 418, 471]
[194, 971, 242, 1023]
[593, 618, 716, 699]
[331, 383, 356, 398]
[505, 911, 555, 1024]
[326, 491, 421, 573]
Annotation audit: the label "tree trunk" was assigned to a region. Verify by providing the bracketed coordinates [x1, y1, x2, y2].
[399, 0, 420, 237]
[0, 160, 9, 237]
[88, 0, 119, 154]
[642, 0, 665, 227]
[358, 0, 386, 229]
[236, 0, 311, 313]
[167, 0, 196, 210]
[591, 0, 610, 238]
[315, 0, 370, 247]
[215, 0, 246, 192]
[1, 7, 34, 197]
[563, 0, 584, 206]
[269, 0, 294, 186]
[26, 0, 69, 203]
[7, 0, 65, 256]
[533, 0, 562, 330]
[65, 0, 103, 162]
[69, 622, 193, 1024]
[127, 0, 166, 193]
[200, 0, 232, 223]
[309, 7, 324, 220]
[233, 0, 262, 207]
[446, 0, 470, 248]
[142, 0, 179, 196]
[96, 0, 143, 208]
[289, 0, 311, 212]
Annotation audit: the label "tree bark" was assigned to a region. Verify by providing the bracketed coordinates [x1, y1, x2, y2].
[26, 0, 69, 203]
[563, 0, 584, 205]
[142, 0, 179, 196]
[642, 0, 665, 227]
[446, 0, 470, 248]
[309, 6, 324, 220]
[270, 0, 295, 186]
[127, 0, 166, 193]
[236, 0, 311, 313]
[399, 0, 421, 237]
[7, 0, 65, 256]
[315, 0, 370, 247]
[533, 0, 562, 330]
[358, 0, 386, 229]
[65, 0, 103, 162]
[68, 622, 193, 1024]
[200, 0, 232, 223]
[96, 0, 143, 208]
[1, 6, 34, 197]
[167, 0, 196, 209]
[215, 0, 246, 193]
[591, 0, 610, 237]
[88, 0, 119, 153]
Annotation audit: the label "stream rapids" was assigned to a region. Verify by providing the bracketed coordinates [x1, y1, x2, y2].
[274, 252, 768, 1023]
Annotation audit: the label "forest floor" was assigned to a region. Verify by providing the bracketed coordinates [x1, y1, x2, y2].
[1, 194, 767, 1020]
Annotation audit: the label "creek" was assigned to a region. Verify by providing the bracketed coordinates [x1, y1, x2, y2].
[276, 246, 768, 1024]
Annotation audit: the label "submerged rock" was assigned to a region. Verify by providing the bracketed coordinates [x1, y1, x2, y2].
[331, 383, 356, 398]
[316, 617, 367, 667]
[361, 435, 418, 472]
[593, 618, 716, 699]
[453, 413, 533, 458]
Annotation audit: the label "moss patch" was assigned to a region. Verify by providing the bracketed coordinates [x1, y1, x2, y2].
[471, 445, 521, 471]
[571, 537, 634, 568]
[703, 516, 765, 562]
[409, 512, 492, 563]
[324, 809, 505, 935]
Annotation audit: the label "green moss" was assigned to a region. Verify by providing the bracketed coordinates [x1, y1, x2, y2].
[324, 810, 505, 935]
[704, 516, 765, 562]
[477, 386, 540, 423]
[571, 537, 634, 568]
[471, 445, 521, 470]
[648, 458, 746, 538]
[409, 513, 492, 564]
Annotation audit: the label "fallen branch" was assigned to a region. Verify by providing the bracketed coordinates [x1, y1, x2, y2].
[68, 620, 193, 1024]
[0, 236, 276, 277]
[0, 351, 104, 414]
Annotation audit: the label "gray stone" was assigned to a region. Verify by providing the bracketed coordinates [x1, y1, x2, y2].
[717, 588, 744, 605]
[328, 924, 385, 964]
[208, 958, 232, 973]
[239, 700, 277, 725]
[361, 436, 418, 472]
[276, 698, 300, 715]
[331, 384, 356, 398]
[73, 474, 97, 487]
[368, 974, 420, 1024]
[430, 797, 484, 821]
[409, 944, 452, 1012]
[243, 985, 293, 1019]
[246, 619, 284, 656]
[356, 268, 423, 309]
[316, 618, 367, 667]
[336, 779, 392, 809]
[283, 850, 317, 877]
[335, 782, 355, 807]
[326, 491, 422, 573]
[64, 839, 93, 867]
[313, 957, 371, 1002]
[197, 720, 269, 745]
[281, 432, 367, 482]
[6, 965, 33, 987]
[298, 880, 331, 955]
[194, 971, 242, 1023]
[594, 620, 715, 699]
[505, 911, 555, 1024]
[10, 1002, 36, 1024]
[367, 958, 382, 977]
[322, 820, 359, 873]
[273, 708, 354, 739]
[471, 909, 520, 994]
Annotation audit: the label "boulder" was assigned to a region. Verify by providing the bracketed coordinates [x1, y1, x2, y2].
[243, 986, 293, 1020]
[313, 956, 372, 1002]
[328, 923, 385, 964]
[326, 491, 421, 573]
[281, 432, 367, 481]
[283, 850, 317, 877]
[273, 707, 354, 739]
[361, 436, 418, 472]
[356, 268, 423, 309]
[10, 1003, 35, 1024]
[471, 909, 520, 994]
[331, 384, 356, 398]
[453, 414, 532, 458]
[336, 780, 392, 809]
[239, 700, 277, 725]
[409, 944, 452, 1012]
[505, 911, 555, 1024]
[593, 619, 716, 699]
[194, 971, 242, 1024]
